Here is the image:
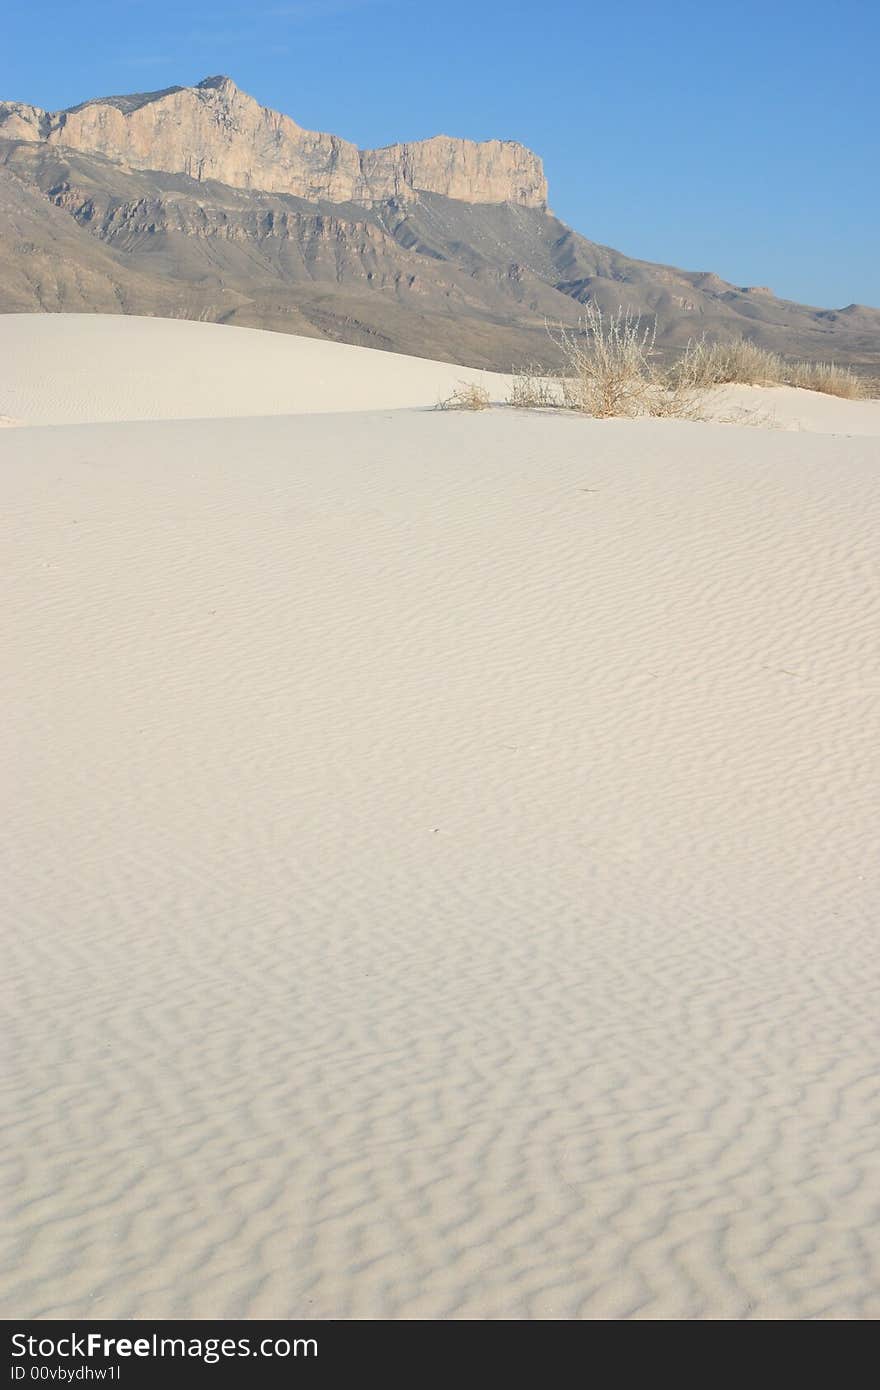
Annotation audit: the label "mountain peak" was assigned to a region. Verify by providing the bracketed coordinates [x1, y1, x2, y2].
[196, 75, 239, 96]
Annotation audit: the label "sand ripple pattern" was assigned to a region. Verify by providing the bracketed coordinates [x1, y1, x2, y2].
[3, 411, 880, 1318]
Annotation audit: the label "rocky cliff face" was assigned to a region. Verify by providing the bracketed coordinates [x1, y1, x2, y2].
[0, 75, 548, 208]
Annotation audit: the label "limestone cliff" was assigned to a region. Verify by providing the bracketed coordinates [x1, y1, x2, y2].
[0, 75, 548, 208]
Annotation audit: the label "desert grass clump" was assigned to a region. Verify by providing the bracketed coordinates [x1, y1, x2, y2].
[670, 337, 783, 388]
[437, 380, 491, 411]
[507, 367, 561, 409]
[783, 360, 866, 399]
[670, 338, 869, 400]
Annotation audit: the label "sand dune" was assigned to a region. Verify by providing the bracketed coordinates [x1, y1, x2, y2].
[0, 313, 510, 426]
[712, 382, 880, 436]
[2, 313, 879, 434]
[3, 316, 880, 1319]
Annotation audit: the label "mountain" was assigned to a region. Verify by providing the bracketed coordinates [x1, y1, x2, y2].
[0, 75, 547, 208]
[1, 76, 878, 372]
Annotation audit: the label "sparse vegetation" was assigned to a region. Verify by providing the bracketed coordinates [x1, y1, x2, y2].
[552, 304, 660, 418]
[669, 337, 781, 388]
[507, 367, 560, 409]
[437, 380, 491, 411]
[783, 359, 867, 399]
[643, 374, 708, 420]
[508, 305, 706, 420]
[670, 336, 868, 399]
[505, 309, 873, 420]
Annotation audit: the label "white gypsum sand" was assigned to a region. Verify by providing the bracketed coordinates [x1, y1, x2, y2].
[2, 315, 880, 1320]
[0, 313, 510, 426]
[2, 312, 880, 435]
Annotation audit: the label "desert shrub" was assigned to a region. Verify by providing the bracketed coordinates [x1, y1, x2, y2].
[550, 304, 660, 418]
[437, 380, 491, 411]
[540, 305, 706, 419]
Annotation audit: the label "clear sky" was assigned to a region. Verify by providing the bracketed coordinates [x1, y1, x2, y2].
[3, 0, 877, 309]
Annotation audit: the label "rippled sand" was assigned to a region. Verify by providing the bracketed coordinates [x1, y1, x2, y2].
[3, 318, 879, 1319]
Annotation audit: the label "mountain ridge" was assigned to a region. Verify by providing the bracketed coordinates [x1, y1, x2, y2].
[1, 75, 877, 373]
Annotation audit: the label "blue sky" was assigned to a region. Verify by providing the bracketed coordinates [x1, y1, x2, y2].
[3, 0, 877, 308]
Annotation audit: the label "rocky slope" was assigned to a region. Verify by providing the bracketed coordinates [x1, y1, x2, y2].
[1, 76, 877, 372]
